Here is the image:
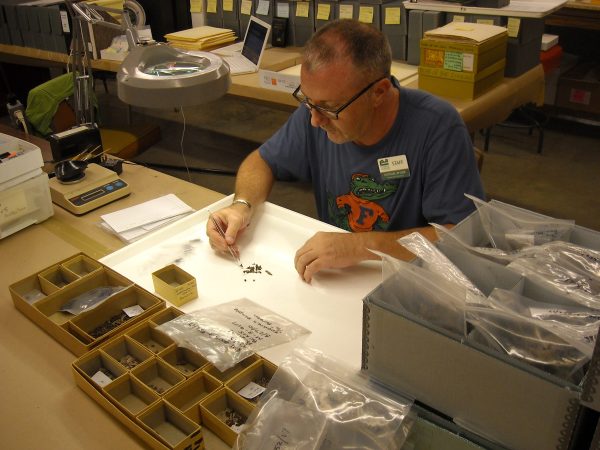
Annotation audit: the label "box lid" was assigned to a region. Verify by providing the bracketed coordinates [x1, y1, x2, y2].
[0, 133, 43, 188]
[425, 22, 507, 44]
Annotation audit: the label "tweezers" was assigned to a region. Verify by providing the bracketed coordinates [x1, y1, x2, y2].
[208, 211, 243, 267]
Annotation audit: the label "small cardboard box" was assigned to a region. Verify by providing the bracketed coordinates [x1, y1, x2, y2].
[420, 22, 507, 75]
[152, 264, 198, 307]
[556, 62, 600, 115]
[199, 387, 255, 446]
[418, 58, 505, 100]
[362, 201, 600, 450]
[10, 253, 165, 356]
[72, 307, 210, 450]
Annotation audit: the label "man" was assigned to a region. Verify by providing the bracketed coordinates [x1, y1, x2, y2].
[208, 19, 485, 282]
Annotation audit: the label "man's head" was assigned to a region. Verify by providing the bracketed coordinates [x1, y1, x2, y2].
[296, 20, 395, 145]
[303, 20, 392, 82]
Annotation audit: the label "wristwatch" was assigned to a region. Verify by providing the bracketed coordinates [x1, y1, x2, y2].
[232, 198, 252, 209]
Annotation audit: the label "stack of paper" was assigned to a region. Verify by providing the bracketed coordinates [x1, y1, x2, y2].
[100, 194, 195, 242]
[165, 26, 237, 51]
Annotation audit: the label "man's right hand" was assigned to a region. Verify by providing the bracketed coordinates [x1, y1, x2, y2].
[206, 203, 252, 256]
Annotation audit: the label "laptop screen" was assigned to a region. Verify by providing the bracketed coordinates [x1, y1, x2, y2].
[241, 17, 269, 66]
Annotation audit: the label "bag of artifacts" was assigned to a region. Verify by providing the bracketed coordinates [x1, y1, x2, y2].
[465, 287, 599, 385]
[434, 221, 600, 311]
[362, 233, 599, 450]
[156, 298, 309, 372]
[234, 347, 414, 450]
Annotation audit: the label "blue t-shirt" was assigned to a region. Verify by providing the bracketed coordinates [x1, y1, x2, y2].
[259, 80, 485, 232]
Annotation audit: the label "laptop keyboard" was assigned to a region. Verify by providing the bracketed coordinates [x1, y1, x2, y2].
[222, 55, 256, 75]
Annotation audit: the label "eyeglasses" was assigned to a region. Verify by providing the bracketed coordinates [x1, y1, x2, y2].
[292, 76, 387, 120]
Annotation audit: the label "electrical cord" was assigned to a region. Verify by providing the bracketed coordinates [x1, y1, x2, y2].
[13, 109, 30, 136]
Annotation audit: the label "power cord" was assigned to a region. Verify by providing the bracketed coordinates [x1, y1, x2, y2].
[13, 109, 30, 136]
[179, 106, 192, 183]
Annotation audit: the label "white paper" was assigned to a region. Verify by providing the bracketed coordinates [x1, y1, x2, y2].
[123, 305, 144, 317]
[238, 381, 267, 399]
[91, 370, 113, 387]
[100, 194, 194, 233]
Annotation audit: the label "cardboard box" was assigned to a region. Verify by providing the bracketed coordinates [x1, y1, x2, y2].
[418, 58, 505, 100]
[10, 253, 166, 355]
[362, 201, 600, 450]
[152, 264, 198, 307]
[420, 22, 507, 75]
[556, 62, 600, 115]
[71, 307, 218, 449]
[199, 387, 255, 446]
[226, 357, 278, 405]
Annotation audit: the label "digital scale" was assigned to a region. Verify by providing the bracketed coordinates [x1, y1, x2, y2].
[49, 163, 130, 215]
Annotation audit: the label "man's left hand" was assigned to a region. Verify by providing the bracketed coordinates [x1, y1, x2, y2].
[294, 231, 370, 283]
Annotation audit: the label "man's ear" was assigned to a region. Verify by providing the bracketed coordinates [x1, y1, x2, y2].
[372, 78, 391, 106]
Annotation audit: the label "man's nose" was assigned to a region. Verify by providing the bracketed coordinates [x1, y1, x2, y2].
[309, 107, 329, 128]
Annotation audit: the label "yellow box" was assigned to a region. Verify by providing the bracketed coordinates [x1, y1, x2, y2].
[152, 265, 198, 307]
[72, 307, 210, 449]
[226, 357, 278, 406]
[9, 252, 166, 356]
[199, 387, 254, 447]
[420, 22, 507, 76]
[418, 59, 505, 100]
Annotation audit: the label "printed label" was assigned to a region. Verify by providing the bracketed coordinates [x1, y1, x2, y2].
[378, 155, 410, 180]
[123, 305, 144, 317]
[444, 51, 463, 71]
[276, 2, 290, 18]
[238, 381, 267, 399]
[507, 17, 521, 38]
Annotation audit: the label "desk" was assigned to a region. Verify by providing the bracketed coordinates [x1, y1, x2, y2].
[403, 0, 568, 18]
[253, 61, 546, 134]
[0, 125, 228, 450]
[0, 43, 544, 134]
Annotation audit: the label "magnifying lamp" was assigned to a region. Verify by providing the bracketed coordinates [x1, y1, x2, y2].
[66, 0, 231, 118]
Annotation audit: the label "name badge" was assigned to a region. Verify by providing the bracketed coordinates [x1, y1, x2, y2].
[378, 155, 410, 180]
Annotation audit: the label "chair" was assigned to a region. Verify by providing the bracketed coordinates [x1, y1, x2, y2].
[474, 147, 484, 173]
[482, 105, 547, 155]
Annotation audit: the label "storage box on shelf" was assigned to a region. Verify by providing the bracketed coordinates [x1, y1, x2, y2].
[418, 22, 507, 100]
[9, 253, 166, 355]
[362, 201, 600, 450]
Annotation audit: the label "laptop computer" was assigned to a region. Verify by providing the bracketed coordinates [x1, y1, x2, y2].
[213, 16, 271, 75]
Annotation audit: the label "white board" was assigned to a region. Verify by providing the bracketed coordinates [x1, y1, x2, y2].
[101, 195, 383, 369]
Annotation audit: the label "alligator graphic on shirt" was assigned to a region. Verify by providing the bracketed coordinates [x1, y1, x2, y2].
[329, 173, 397, 232]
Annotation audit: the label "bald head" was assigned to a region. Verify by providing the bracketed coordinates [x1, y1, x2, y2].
[303, 19, 392, 82]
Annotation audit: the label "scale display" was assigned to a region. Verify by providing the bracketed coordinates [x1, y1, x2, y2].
[49, 164, 130, 215]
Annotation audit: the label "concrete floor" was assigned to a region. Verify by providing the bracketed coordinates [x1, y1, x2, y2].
[96, 82, 600, 232]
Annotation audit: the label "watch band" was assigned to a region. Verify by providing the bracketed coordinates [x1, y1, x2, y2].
[232, 198, 252, 209]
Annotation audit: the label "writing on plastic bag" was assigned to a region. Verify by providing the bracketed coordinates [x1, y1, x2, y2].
[156, 298, 309, 371]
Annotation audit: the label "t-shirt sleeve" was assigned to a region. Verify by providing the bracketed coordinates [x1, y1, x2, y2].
[421, 110, 485, 225]
[258, 106, 313, 182]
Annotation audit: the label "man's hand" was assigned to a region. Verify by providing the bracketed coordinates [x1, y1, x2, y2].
[206, 204, 251, 256]
[294, 231, 374, 283]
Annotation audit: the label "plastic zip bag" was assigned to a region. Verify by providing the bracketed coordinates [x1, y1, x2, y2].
[466, 300, 590, 384]
[235, 347, 413, 450]
[60, 285, 129, 315]
[432, 223, 518, 265]
[373, 252, 467, 336]
[398, 232, 486, 305]
[466, 194, 575, 251]
[508, 241, 600, 310]
[483, 288, 600, 357]
[156, 298, 309, 371]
